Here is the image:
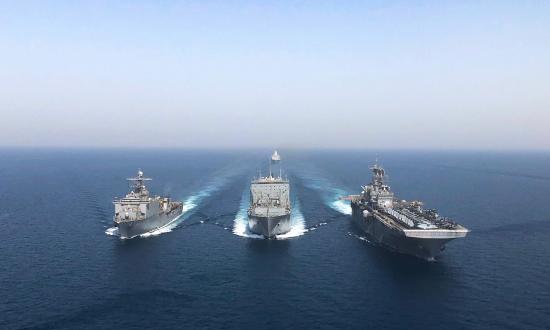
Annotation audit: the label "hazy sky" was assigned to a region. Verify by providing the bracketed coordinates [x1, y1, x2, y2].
[1, 1, 549, 149]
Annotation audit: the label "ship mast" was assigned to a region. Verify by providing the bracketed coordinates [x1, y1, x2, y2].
[127, 169, 152, 194]
[370, 163, 386, 186]
[271, 150, 281, 179]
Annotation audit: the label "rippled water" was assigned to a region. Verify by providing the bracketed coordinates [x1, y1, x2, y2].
[1, 149, 549, 329]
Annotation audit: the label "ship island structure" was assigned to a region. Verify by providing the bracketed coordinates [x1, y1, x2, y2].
[113, 170, 183, 239]
[345, 163, 469, 260]
[248, 151, 292, 238]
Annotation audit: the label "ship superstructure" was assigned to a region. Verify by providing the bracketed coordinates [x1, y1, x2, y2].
[346, 164, 468, 260]
[113, 170, 183, 239]
[247, 151, 291, 238]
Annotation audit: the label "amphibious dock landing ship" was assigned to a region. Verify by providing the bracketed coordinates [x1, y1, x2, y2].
[113, 170, 183, 239]
[344, 164, 468, 260]
[248, 151, 291, 238]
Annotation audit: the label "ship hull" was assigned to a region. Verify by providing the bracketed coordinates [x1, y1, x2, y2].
[248, 214, 291, 238]
[116, 208, 183, 239]
[351, 203, 454, 260]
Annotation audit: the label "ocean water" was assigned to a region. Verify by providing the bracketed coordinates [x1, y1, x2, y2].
[1, 149, 549, 329]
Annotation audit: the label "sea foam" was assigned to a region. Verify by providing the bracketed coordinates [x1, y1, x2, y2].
[297, 170, 352, 215]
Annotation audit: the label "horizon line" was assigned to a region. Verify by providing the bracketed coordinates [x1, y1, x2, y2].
[1, 145, 550, 153]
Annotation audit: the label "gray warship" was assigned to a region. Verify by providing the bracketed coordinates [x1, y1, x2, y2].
[113, 170, 183, 239]
[248, 151, 291, 238]
[345, 163, 469, 260]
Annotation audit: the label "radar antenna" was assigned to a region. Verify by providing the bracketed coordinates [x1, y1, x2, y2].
[127, 169, 152, 193]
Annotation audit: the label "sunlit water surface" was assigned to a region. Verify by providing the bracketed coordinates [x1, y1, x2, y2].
[1, 149, 549, 329]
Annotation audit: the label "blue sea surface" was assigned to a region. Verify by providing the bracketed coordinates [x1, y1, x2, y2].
[1, 149, 549, 329]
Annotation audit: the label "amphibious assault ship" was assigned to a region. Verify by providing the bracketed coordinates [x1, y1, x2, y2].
[113, 170, 183, 239]
[344, 164, 468, 260]
[248, 151, 291, 238]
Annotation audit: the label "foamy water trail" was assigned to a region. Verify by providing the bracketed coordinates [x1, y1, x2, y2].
[330, 198, 352, 215]
[139, 213, 183, 238]
[105, 227, 119, 236]
[232, 187, 307, 239]
[275, 199, 306, 239]
[106, 168, 241, 239]
[298, 172, 352, 215]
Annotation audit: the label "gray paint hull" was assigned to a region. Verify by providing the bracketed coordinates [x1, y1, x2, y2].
[248, 214, 291, 238]
[351, 203, 453, 260]
[116, 209, 182, 239]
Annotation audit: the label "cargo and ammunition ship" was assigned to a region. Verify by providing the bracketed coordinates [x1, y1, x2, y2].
[248, 151, 291, 238]
[345, 164, 469, 260]
[113, 170, 183, 239]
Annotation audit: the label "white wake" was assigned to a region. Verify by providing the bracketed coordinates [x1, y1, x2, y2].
[299, 173, 352, 215]
[275, 199, 306, 239]
[139, 213, 183, 238]
[105, 227, 119, 236]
